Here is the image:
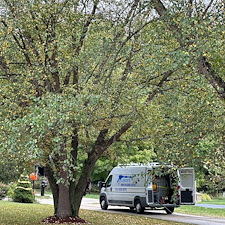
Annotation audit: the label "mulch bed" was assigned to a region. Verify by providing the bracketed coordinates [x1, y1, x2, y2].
[41, 216, 90, 224]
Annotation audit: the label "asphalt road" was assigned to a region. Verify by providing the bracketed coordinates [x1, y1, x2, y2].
[38, 197, 225, 225]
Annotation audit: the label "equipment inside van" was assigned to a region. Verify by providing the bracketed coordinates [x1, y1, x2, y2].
[99, 163, 195, 214]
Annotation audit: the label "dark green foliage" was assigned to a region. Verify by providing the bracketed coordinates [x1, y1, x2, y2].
[13, 173, 34, 203]
[0, 183, 9, 199]
[0, 161, 23, 184]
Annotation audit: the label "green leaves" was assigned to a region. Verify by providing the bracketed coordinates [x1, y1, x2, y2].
[1, 0, 225, 195]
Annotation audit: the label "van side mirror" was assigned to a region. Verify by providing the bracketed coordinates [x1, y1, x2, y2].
[98, 181, 106, 188]
[98, 181, 102, 188]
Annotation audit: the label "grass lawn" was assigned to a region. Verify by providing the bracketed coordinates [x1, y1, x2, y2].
[175, 205, 225, 218]
[35, 190, 53, 196]
[175, 196, 225, 218]
[0, 201, 53, 225]
[0, 201, 187, 225]
[84, 193, 99, 199]
[199, 200, 225, 205]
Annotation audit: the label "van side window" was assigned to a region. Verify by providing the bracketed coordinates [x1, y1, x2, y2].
[106, 175, 113, 187]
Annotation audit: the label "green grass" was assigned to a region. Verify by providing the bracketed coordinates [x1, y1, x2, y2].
[84, 193, 99, 199]
[0, 201, 53, 225]
[35, 195, 52, 200]
[0, 201, 187, 225]
[199, 199, 225, 205]
[175, 205, 225, 218]
[35, 190, 52, 196]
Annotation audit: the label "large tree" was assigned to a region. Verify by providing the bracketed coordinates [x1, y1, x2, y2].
[0, 0, 224, 222]
[0, 0, 168, 219]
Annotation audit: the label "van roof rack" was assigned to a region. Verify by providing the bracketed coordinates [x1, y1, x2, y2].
[117, 162, 161, 167]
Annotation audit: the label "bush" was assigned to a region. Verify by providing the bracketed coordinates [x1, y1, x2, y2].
[13, 173, 34, 203]
[7, 183, 17, 199]
[201, 193, 212, 201]
[213, 196, 225, 200]
[0, 183, 9, 200]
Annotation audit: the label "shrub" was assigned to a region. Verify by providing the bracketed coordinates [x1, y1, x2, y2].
[7, 183, 17, 199]
[201, 193, 212, 201]
[13, 173, 34, 203]
[214, 196, 225, 200]
[0, 183, 9, 200]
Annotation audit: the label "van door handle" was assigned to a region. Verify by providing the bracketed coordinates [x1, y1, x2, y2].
[110, 187, 112, 192]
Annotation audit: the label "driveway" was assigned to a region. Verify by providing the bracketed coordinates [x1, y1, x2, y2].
[37, 197, 225, 225]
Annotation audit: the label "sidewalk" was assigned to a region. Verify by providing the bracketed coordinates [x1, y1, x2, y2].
[195, 203, 225, 209]
[36, 194, 100, 209]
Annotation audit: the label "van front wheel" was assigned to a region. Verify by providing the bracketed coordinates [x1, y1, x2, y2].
[100, 197, 108, 210]
[134, 200, 144, 214]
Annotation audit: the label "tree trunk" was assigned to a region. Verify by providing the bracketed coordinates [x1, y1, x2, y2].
[45, 164, 59, 215]
[46, 157, 80, 217]
[45, 123, 132, 218]
[57, 171, 71, 218]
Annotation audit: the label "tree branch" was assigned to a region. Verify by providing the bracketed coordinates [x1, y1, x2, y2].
[202, 0, 214, 18]
[92, 120, 133, 158]
[77, 1, 99, 53]
[187, 0, 193, 17]
[147, 70, 174, 101]
[151, 0, 225, 101]
[198, 56, 225, 99]
[105, 121, 133, 149]
[151, 0, 167, 16]
[151, 0, 184, 46]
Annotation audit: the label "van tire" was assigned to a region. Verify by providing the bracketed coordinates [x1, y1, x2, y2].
[100, 197, 108, 210]
[134, 200, 144, 214]
[165, 207, 174, 214]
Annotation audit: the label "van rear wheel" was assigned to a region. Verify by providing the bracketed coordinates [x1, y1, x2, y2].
[134, 200, 144, 214]
[165, 207, 174, 214]
[100, 197, 108, 210]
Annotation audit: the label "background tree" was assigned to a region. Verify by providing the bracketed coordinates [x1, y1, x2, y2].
[146, 76, 225, 192]
[92, 141, 156, 181]
[144, 0, 225, 193]
[0, 155, 25, 184]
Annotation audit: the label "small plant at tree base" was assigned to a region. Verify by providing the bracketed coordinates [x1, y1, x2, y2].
[13, 173, 34, 203]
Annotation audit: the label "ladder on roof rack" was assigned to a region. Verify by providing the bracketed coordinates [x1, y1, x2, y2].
[117, 162, 161, 167]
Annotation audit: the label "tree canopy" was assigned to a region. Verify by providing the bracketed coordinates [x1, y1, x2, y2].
[0, 0, 225, 221]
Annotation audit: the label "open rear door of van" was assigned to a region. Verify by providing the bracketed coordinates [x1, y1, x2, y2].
[178, 168, 195, 205]
[146, 169, 154, 205]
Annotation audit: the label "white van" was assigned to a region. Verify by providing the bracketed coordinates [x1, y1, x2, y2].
[99, 163, 195, 214]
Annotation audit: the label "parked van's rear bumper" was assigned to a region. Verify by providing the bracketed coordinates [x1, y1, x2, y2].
[147, 203, 179, 208]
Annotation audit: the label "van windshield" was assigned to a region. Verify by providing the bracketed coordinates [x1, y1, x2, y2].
[106, 175, 112, 187]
